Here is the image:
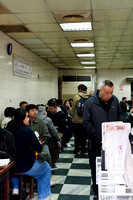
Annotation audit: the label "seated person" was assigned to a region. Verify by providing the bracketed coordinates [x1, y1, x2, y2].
[7, 108, 51, 200]
[0, 127, 16, 161]
[120, 100, 133, 127]
[1, 107, 15, 128]
[37, 105, 60, 169]
[25, 104, 50, 163]
[47, 99, 70, 150]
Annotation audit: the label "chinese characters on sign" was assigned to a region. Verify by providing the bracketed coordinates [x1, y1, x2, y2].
[13, 55, 32, 79]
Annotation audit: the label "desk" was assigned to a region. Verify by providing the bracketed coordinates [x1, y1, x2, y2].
[0, 161, 15, 200]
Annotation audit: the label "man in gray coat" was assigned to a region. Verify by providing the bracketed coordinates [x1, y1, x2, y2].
[83, 80, 121, 197]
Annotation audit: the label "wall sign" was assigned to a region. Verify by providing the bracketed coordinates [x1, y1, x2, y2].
[119, 83, 123, 91]
[12, 55, 32, 79]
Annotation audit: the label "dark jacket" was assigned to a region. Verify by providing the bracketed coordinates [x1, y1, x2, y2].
[47, 107, 67, 134]
[7, 126, 42, 173]
[120, 111, 133, 127]
[0, 128, 16, 161]
[83, 90, 122, 141]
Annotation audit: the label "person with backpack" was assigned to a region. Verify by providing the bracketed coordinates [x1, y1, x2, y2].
[71, 84, 90, 155]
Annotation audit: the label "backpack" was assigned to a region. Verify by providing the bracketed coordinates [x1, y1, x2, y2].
[77, 96, 88, 116]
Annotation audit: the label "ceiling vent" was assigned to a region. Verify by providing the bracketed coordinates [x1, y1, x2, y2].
[74, 39, 89, 43]
[54, 11, 91, 23]
[63, 14, 84, 22]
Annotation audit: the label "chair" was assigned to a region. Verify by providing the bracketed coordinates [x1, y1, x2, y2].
[11, 173, 34, 200]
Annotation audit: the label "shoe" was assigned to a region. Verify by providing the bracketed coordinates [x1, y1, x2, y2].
[51, 164, 59, 170]
[93, 196, 98, 200]
[12, 188, 19, 195]
[92, 184, 98, 196]
[66, 143, 71, 148]
[73, 149, 79, 155]
[50, 180, 55, 187]
[81, 149, 87, 155]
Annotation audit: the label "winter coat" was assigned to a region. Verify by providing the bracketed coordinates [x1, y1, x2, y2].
[37, 111, 59, 141]
[83, 90, 122, 141]
[71, 91, 90, 123]
[47, 107, 67, 134]
[0, 128, 16, 161]
[6, 126, 42, 172]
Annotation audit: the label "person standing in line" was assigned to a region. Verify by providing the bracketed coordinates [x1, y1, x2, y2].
[83, 80, 121, 198]
[71, 84, 90, 155]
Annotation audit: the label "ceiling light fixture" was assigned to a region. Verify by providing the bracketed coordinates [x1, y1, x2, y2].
[77, 54, 95, 57]
[71, 42, 94, 47]
[59, 22, 92, 31]
[81, 61, 96, 65]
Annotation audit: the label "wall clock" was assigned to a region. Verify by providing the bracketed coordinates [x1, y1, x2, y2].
[7, 43, 12, 55]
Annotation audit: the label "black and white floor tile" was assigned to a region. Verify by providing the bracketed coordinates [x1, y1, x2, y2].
[50, 137, 95, 200]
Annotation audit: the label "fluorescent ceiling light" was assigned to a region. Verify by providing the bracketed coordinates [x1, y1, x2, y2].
[60, 22, 92, 31]
[71, 43, 94, 47]
[83, 66, 96, 69]
[81, 61, 96, 65]
[77, 54, 95, 57]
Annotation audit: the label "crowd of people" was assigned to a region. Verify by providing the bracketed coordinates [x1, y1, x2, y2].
[0, 81, 133, 200]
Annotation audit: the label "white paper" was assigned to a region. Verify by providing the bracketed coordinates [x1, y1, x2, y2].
[0, 159, 10, 166]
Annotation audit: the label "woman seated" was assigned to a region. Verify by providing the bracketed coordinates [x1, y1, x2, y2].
[7, 108, 51, 200]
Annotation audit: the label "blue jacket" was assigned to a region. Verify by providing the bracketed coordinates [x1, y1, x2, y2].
[83, 90, 121, 141]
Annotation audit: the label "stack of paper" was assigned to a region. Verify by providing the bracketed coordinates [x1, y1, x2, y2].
[102, 122, 131, 171]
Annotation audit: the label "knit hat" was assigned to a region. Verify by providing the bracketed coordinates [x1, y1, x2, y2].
[37, 105, 46, 113]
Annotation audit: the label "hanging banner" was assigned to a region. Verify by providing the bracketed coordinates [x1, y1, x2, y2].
[12, 54, 32, 79]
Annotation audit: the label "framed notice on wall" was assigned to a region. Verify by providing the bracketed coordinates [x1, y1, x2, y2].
[12, 55, 32, 79]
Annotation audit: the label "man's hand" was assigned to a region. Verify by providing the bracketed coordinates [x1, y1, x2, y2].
[57, 141, 61, 148]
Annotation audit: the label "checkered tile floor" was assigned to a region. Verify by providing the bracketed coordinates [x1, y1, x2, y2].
[50, 137, 95, 200]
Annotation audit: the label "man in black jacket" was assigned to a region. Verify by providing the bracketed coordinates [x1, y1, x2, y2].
[47, 99, 69, 151]
[83, 80, 121, 197]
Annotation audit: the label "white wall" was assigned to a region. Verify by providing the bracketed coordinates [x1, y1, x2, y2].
[0, 31, 58, 119]
[97, 69, 132, 101]
[60, 68, 133, 102]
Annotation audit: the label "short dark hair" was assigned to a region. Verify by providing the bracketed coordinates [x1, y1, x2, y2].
[120, 101, 127, 112]
[100, 80, 114, 90]
[25, 104, 38, 112]
[19, 101, 28, 107]
[78, 84, 87, 91]
[14, 108, 26, 122]
[4, 107, 15, 118]
[122, 97, 127, 101]
[47, 99, 58, 107]
[57, 99, 63, 106]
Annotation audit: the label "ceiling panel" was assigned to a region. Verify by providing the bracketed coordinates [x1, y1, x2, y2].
[0, 14, 21, 24]
[93, 10, 131, 21]
[46, 0, 91, 12]
[16, 13, 56, 24]
[7, 32, 37, 39]
[0, 0, 132, 70]
[92, 0, 133, 10]
[1, 0, 50, 13]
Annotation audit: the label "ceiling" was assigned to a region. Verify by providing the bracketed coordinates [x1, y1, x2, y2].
[0, 0, 133, 70]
